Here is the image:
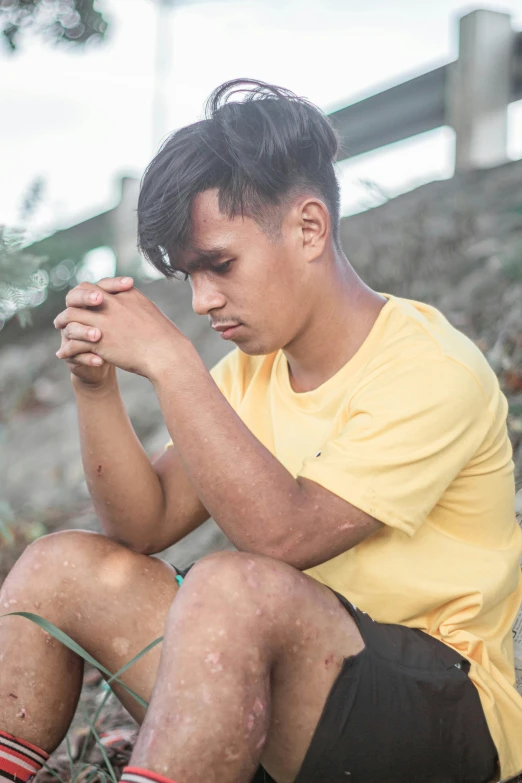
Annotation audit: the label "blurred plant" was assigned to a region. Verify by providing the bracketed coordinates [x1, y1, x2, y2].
[0, 177, 49, 327]
[0, 0, 108, 52]
[0, 225, 50, 327]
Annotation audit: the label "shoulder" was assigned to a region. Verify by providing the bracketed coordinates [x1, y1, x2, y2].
[210, 349, 277, 406]
[366, 295, 500, 413]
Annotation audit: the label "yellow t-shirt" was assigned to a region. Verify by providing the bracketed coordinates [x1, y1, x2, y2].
[208, 293, 522, 779]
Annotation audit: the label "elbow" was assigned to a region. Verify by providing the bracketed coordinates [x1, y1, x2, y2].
[105, 533, 151, 556]
[103, 518, 169, 556]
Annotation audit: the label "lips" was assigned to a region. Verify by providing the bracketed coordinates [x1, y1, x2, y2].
[211, 323, 243, 340]
[211, 323, 241, 333]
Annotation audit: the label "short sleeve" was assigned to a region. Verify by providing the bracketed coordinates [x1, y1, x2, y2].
[208, 348, 244, 406]
[298, 358, 494, 536]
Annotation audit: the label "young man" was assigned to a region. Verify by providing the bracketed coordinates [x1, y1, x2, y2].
[0, 80, 521, 783]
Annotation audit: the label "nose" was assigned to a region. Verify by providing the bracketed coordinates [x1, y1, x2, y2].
[190, 274, 227, 316]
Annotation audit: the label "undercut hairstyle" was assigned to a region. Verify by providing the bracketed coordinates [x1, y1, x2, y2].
[137, 79, 341, 278]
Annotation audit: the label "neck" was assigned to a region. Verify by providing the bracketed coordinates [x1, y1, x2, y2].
[283, 257, 387, 393]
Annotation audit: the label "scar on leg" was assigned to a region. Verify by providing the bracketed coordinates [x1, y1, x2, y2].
[205, 652, 223, 673]
[112, 637, 130, 656]
[97, 465, 102, 476]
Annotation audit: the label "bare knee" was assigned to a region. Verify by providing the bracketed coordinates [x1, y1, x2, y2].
[170, 552, 361, 669]
[10, 529, 125, 577]
[1, 529, 149, 610]
[181, 551, 306, 626]
[188, 550, 294, 590]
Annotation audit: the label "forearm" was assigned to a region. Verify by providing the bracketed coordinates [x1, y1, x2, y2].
[151, 350, 307, 558]
[73, 369, 166, 551]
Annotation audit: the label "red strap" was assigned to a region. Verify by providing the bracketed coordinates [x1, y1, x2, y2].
[123, 766, 182, 783]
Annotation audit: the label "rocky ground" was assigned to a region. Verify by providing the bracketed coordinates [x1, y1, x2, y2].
[2, 157, 522, 782]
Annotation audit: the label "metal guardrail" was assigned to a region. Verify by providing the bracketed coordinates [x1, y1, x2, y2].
[329, 66, 447, 160]
[329, 17, 521, 171]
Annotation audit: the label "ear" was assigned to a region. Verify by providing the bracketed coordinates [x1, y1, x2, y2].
[298, 198, 330, 262]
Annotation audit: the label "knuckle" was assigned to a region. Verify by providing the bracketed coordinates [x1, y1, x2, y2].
[67, 284, 84, 301]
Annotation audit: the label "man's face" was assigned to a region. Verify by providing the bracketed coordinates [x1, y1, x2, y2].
[173, 189, 314, 355]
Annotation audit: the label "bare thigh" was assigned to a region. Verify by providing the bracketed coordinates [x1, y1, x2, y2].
[136, 552, 364, 783]
[2, 534, 364, 783]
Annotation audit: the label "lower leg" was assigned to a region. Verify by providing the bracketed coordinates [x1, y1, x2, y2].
[0, 530, 178, 754]
[133, 572, 272, 783]
[0, 567, 84, 750]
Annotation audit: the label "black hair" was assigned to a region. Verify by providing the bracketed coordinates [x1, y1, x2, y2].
[137, 79, 341, 277]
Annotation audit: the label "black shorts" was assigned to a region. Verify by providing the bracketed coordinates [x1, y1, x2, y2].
[175, 568, 499, 782]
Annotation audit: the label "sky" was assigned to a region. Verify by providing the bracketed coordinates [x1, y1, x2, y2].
[1, 0, 521, 240]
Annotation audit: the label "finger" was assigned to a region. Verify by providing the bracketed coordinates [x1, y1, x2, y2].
[96, 276, 134, 292]
[65, 284, 105, 309]
[54, 307, 97, 330]
[56, 339, 102, 361]
[62, 322, 101, 343]
[66, 352, 104, 367]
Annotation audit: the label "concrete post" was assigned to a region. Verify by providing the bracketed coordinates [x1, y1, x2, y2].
[112, 176, 141, 277]
[152, 0, 175, 152]
[448, 9, 514, 172]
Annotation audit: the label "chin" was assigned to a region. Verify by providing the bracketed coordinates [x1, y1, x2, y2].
[238, 338, 281, 357]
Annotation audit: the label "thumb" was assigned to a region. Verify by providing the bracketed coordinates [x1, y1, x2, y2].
[96, 276, 134, 293]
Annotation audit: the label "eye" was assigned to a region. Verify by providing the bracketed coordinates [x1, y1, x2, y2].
[212, 260, 233, 275]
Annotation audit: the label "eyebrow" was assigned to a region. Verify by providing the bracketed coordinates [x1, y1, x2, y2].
[173, 245, 229, 275]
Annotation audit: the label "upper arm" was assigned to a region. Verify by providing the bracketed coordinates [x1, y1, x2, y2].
[298, 358, 491, 540]
[146, 443, 210, 555]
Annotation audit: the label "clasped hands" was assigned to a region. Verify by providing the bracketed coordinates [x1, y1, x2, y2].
[54, 276, 188, 383]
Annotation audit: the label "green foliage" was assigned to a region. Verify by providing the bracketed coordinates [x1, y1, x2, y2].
[0, 224, 49, 326]
[0, 178, 82, 329]
[0, 0, 108, 52]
